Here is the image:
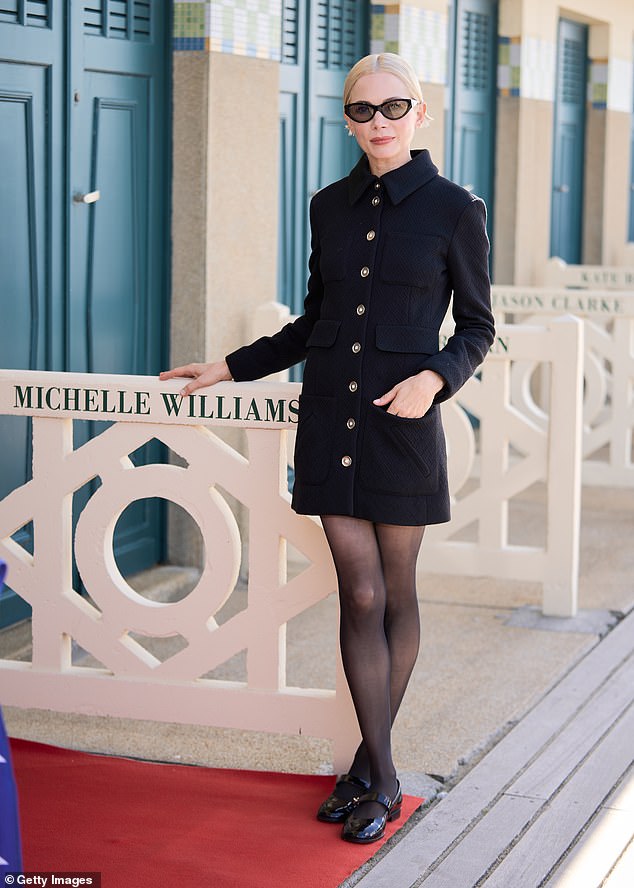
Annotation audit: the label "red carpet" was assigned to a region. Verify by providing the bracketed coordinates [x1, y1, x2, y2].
[11, 738, 422, 888]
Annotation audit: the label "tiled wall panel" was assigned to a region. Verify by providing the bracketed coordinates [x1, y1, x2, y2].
[173, 0, 282, 60]
[370, 2, 447, 85]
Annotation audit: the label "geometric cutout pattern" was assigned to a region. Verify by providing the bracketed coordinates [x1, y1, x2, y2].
[0, 378, 359, 771]
[493, 281, 634, 489]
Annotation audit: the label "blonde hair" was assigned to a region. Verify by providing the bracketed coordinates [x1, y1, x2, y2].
[343, 53, 432, 123]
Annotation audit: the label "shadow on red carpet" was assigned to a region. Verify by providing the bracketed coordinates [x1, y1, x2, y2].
[11, 738, 422, 888]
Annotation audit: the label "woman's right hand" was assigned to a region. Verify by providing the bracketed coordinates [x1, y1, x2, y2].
[159, 360, 233, 397]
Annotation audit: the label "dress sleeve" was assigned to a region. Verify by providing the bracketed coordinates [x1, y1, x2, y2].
[225, 198, 324, 382]
[422, 197, 495, 402]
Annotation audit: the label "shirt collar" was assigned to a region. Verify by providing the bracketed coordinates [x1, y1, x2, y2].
[348, 149, 439, 206]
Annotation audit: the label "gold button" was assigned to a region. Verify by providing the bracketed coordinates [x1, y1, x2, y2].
[366, 230, 376, 241]
[349, 381, 358, 392]
[372, 196, 381, 206]
[347, 418, 356, 429]
[341, 455, 352, 467]
[360, 266, 370, 278]
[352, 342, 361, 353]
[356, 304, 366, 315]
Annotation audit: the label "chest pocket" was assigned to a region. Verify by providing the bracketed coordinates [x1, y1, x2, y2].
[319, 231, 351, 282]
[380, 232, 443, 290]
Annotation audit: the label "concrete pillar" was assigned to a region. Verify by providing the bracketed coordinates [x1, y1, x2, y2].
[169, 50, 280, 567]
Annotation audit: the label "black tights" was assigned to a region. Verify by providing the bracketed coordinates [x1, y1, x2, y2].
[321, 515, 425, 817]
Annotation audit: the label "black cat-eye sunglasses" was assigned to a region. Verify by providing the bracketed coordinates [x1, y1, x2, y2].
[344, 98, 420, 123]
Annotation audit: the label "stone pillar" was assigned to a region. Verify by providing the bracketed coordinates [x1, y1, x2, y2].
[169, 3, 282, 567]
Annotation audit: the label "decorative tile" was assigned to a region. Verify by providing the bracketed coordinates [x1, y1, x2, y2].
[174, 2, 206, 39]
[370, 3, 447, 86]
[173, 0, 282, 60]
[498, 35, 550, 100]
[498, 35, 520, 97]
[522, 36, 556, 102]
[607, 57, 633, 113]
[588, 59, 608, 109]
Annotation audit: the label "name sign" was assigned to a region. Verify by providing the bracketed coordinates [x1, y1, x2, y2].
[0, 370, 301, 429]
[491, 286, 634, 318]
[545, 266, 634, 289]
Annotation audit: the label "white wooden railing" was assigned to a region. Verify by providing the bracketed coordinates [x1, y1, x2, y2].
[254, 309, 584, 617]
[493, 281, 634, 488]
[0, 371, 358, 770]
[543, 256, 634, 289]
[0, 319, 583, 757]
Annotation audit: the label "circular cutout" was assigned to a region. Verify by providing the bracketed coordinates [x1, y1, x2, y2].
[74, 463, 241, 637]
[113, 498, 204, 603]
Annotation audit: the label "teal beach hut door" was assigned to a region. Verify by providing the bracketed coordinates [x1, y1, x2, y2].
[0, 3, 170, 627]
[279, 0, 367, 318]
[447, 0, 497, 240]
[68, 3, 170, 577]
[0, 3, 65, 627]
[550, 19, 587, 263]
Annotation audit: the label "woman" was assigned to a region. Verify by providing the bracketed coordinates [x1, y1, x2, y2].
[161, 53, 494, 844]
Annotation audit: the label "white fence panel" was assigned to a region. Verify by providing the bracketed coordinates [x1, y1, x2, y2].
[0, 371, 359, 770]
[425, 317, 583, 617]
[543, 257, 634, 289]
[492, 286, 634, 487]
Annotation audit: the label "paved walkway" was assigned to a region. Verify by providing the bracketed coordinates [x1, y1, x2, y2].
[347, 608, 634, 887]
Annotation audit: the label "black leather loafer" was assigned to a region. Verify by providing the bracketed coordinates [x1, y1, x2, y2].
[316, 773, 371, 823]
[341, 781, 402, 843]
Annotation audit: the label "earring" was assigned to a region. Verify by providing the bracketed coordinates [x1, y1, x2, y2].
[345, 124, 354, 137]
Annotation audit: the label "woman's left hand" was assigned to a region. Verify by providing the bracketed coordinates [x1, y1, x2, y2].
[373, 369, 446, 418]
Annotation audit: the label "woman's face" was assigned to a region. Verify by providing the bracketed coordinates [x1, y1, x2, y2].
[344, 72, 426, 175]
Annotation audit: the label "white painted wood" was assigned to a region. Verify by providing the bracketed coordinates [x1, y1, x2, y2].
[507, 655, 634, 801]
[483, 704, 634, 887]
[543, 257, 634, 289]
[602, 837, 634, 887]
[417, 657, 634, 886]
[551, 767, 634, 887]
[0, 370, 301, 429]
[621, 243, 634, 267]
[427, 316, 583, 616]
[493, 284, 634, 488]
[0, 371, 363, 770]
[604, 766, 634, 813]
[419, 795, 542, 887]
[544, 807, 634, 887]
[542, 317, 583, 615]
[354, 612, 634, 888]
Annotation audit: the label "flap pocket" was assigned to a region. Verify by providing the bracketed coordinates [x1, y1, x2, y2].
[375, 324, 439, 355]
[306, 318, 341, 348]
[359, 405, 439, 495]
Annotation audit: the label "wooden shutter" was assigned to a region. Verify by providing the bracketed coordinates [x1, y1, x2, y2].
[316, 0, 357, 70]
[461, 9, 490, 91]
[83, 0, 151, 40]
[0, 0, 49, 27]
[281, 0, 300, 65]
[561, 34, 586, 105]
